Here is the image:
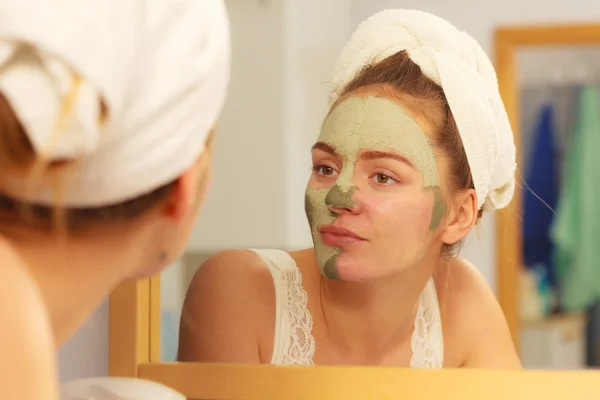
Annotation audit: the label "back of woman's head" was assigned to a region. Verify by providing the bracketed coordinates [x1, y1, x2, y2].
[0, 0, 230, 231]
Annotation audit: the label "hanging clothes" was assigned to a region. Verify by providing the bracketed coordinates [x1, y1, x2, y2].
[523, 102, 559, 287]
[551, 84, 600, 312]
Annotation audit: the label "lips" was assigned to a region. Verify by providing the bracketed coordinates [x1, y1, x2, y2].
[318, 225, 366, 246]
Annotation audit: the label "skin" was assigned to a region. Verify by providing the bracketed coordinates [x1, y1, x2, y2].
[0, 241, 59, 400]
[0, 130, 216, 400]
[179, 87, 521, 369]
[305, 94, 445, 281]
[180, 249, 521, 368]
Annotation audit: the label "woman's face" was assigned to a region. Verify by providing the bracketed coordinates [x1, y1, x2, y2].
[305, 92, 447, 282]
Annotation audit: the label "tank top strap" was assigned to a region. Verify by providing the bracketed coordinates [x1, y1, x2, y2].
[249, 249, 315, 365]
[410, 277, 444, 368]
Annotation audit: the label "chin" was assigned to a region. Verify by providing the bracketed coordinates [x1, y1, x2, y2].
[334, 254, 387, 282]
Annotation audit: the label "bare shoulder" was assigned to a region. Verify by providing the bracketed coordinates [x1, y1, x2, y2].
[437, 257, 495, 305]
[185, 249, 276, 309]
[0, 240, 59, 399]
[188, 249, 275, 289]
[436, 257, 494, 346]
[178, 249, 276, 363]
[437, 257, 521, 369]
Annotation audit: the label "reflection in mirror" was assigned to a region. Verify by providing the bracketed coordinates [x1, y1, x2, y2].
[144, 21, 600, 400]
[157, 6, 527, 369]
[163, 21, 523, 371]
[160, 253, 214, 362]
[517, 45, 600, 369]
[158, 43, 600, 372]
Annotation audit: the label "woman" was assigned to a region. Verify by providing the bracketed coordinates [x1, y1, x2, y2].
[0, 0, 230, 398]
[178, 9, 521, 368]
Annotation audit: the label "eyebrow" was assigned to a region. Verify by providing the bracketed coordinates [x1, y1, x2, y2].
[311, 142, 337, 155]
[311, 142, 415, 169]
[360, 150, 415, 168]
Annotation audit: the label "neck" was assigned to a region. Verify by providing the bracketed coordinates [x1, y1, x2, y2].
[320, 260, 436, 359]
[8, 231, 137, 346]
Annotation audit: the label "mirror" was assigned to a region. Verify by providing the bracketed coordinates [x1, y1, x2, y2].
[517, 44, 600, 369]
[100, 15, 600, 400]
[158, 1, 514, 369]
[102, 18, 600, 400]
[157, 40, 600, 372]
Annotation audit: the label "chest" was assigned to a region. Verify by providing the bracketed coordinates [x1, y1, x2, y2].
[300, 288, 435, 367]
[309, 320, 415, 366]
[270, 262, 447, 367]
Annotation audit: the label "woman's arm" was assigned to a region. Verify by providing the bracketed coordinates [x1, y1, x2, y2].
[0, 241, 59, 400]
[177, 250, 276, 364]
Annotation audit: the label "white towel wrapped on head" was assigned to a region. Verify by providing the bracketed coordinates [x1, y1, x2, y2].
[0, 0, 230, 207]
[330, 9, 516, 211]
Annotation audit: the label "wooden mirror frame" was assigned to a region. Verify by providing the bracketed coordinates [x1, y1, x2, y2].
[106, 22, 600, 399]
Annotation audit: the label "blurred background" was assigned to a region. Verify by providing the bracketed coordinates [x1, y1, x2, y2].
[58, 0, 600, 379]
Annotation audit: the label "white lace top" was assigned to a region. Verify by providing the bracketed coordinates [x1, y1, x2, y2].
[251, 249, 444, 367]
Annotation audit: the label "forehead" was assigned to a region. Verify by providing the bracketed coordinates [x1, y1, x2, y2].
[319, 95, 433, 154]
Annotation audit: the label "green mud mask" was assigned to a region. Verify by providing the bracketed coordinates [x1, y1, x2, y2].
[304, 95, 445, 280]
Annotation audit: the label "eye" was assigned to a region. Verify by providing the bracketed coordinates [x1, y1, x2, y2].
[313, 164, 337, 177]
[372, 173, 397, 185]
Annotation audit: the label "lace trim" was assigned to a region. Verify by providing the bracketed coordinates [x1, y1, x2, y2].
[409, 283, 443, 368]
[277, 261, 440, 367]
[280, 267, 315, 365]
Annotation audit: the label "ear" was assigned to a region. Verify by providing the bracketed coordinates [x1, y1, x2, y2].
[162, 168, 196, 221]
[161, 128, 217, 222]
[439, 188, 478, 245]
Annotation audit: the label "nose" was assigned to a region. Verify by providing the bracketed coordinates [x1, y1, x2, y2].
[325, 185, 360, 214]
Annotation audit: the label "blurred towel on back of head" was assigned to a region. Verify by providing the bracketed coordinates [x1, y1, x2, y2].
[0, 0, 230, 206]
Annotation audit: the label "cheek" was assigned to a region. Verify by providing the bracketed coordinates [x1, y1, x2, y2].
[365, 190, 435, 240]
[304, 189, 330, 227]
